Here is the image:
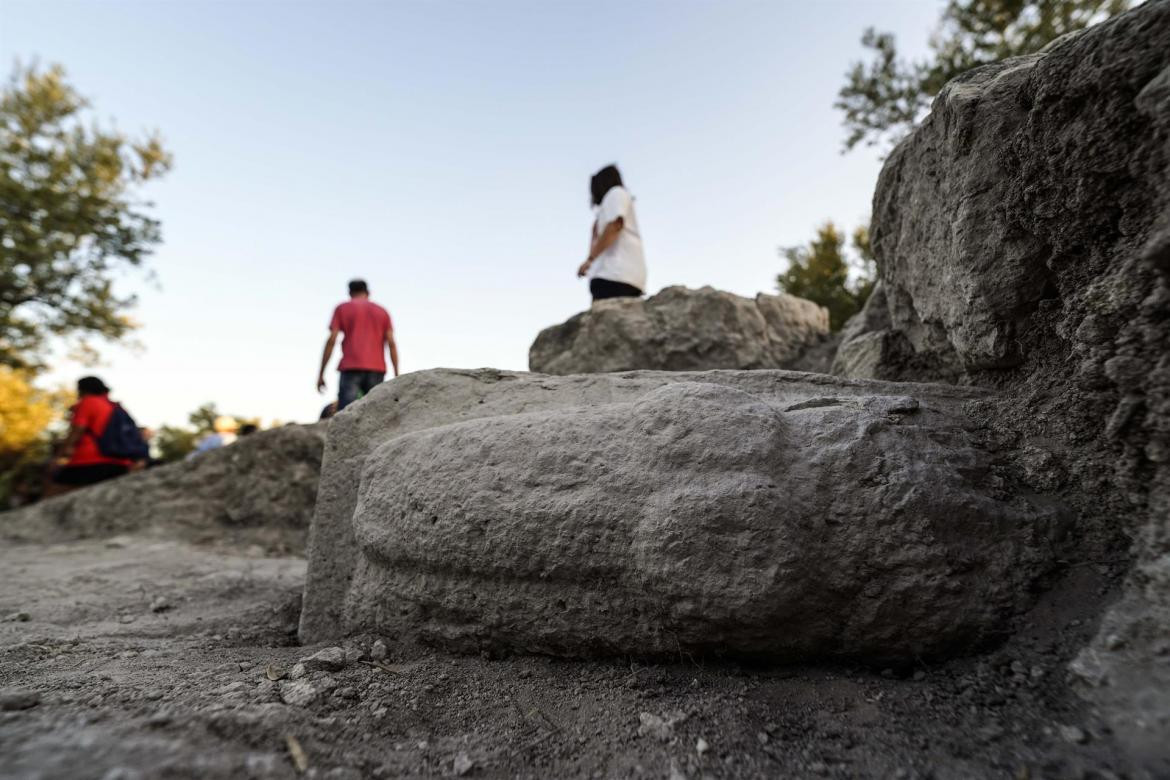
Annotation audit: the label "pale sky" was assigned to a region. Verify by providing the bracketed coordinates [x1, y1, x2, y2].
[1, 0, 940, 428]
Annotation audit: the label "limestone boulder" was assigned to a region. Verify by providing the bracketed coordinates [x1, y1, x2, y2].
[832, 282, 892, 380]
[529, 285, 830, 375]
[0, 424, 325, 554]
[836, 2, 1170, 766]
[302, 368, 1066, 663]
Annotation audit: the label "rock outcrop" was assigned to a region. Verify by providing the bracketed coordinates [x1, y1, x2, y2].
[834, 2, 1170, 766]
[0, 425, 325, 554]
[302, 368, 1066, 663]
[529, 286, 830, 375]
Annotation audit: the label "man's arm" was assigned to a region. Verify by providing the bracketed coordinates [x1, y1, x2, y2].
[317, 329, 339, 393]
[386, 328, 399, 377]
[578, 216, 624, 277]
[55, 424, 85, 463]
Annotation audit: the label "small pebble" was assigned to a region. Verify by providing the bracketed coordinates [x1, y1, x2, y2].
[300, 646, 346, 672]
[0, 688, 41, 711]
[1103, 633, 1126, 651]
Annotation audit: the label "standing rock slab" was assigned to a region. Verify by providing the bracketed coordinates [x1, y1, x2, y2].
[302, 368, 1067, 663]
[529, 285, 830, 375]
[830, 2, 1170, 768]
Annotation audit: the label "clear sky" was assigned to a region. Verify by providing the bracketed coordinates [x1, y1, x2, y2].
[2, 0, 940, 428]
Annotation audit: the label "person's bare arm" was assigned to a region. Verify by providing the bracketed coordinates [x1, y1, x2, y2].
[317, 329, 339, 393]
[386, 329, 400, 377]
[578, 216, 624, 277]
[56, 424, 85, 462]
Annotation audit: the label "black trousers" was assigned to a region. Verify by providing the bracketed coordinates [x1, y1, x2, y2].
[338, 370, 385, 410]
[53, 463, 129, 486]
[590, 278, 643, 301]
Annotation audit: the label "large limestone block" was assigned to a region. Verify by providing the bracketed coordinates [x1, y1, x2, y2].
[843, 2, 1170, 383]
[0, 425, 325, 554]
[836, 3, 1170, 766]
[302, 369, 1066, 662]
[529, 285, 829, 375]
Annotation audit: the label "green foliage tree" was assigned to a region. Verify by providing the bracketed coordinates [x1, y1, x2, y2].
[188, 403, 221, 435]
[837, 0, 1132, 151]
[153, 425, 197, 464]
[778, 222, 875, 332]
[151, 403, 262, 464]
[0, 63, 172, 369]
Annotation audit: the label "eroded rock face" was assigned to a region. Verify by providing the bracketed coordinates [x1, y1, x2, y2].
[303, 368, 1065, 663]
[0, 425, 325, 554]
[529, 285, 830, 375]
[837, 3, 1170, 765]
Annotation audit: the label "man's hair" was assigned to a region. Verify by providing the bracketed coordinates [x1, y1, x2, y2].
[348, 279, 369, 296]
[77, 376, 110, 396]
[590, 164, 624, 207]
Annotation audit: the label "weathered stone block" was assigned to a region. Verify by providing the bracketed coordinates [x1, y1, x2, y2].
[302, 369, 1065, 663]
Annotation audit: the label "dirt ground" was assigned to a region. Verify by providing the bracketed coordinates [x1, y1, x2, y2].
[0, 537, 1139, 779]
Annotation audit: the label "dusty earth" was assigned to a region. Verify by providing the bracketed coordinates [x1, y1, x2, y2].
[0, 536, 1140, 779]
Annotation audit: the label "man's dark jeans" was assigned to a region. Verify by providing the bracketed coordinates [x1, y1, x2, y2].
[338, 370, 385, 411]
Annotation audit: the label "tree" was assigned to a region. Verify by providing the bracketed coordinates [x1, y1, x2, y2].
[837, 0, 1132, 151]
[188, 402, 222, 435]
[0, 367, 72, 505]
[153, 425, 197, 464]
[778, 222, 875, 331]
[0, 63, 172, 369]
[152, 403, 262, 464]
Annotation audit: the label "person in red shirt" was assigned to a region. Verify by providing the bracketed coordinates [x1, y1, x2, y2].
[50, 376, 134, 492]
[317, 279, 400, 410]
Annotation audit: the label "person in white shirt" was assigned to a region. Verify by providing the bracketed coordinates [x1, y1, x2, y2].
[577, 164, 647, 301]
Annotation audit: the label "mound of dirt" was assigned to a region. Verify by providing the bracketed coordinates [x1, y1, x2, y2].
[0, 424, 325, 555]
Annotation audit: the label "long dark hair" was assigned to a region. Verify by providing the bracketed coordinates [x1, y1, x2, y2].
[590, 164, 624, 207]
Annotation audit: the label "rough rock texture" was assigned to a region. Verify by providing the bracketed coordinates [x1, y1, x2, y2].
[303, 368, 1066, 664]
[835, 3, 1170, 767]
[832, 282, 892, 380]
[529, 285, 830, 375]
[0, 537, 1137, 779]
[0, 424, 325, 554]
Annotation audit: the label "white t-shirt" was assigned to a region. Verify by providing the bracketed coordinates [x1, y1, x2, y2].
[589, 185, 646, 292]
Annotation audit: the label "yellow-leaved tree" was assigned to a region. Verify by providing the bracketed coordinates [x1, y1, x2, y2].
[0, 368, 73, 506]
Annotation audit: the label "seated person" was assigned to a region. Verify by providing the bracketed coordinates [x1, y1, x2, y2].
[49, 376, 134, 493]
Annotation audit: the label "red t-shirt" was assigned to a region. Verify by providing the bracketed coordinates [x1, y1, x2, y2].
[330, 299, 392, 372]
[70, 394, 133, 467]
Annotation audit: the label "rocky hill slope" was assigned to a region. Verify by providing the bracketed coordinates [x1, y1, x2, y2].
[832, 2, 1170, 767]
